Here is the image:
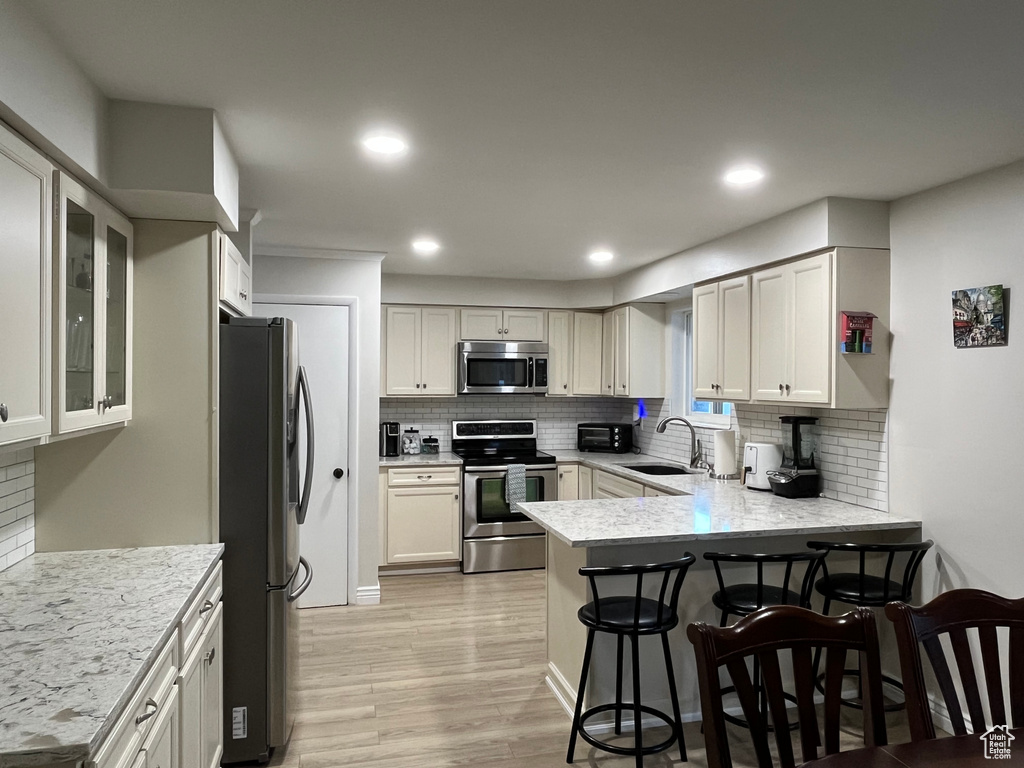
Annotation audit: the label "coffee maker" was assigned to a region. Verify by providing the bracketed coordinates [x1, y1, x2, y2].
[379, 422, 400, 457]
[767, 416, 821, 498]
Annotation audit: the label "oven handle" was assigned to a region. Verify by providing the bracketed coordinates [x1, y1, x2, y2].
[463, 464, 559, 473]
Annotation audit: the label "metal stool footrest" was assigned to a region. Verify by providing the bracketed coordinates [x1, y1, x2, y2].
[577, 703, 679, 756]
[719, 684, 801, 731]
[814, 669, 906, 712]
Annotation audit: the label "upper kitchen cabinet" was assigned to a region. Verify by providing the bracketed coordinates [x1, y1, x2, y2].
[384, 306, 457, 396]
[750, 248, 890, 408]
[571, 312, 603, 396]
[54, 171, 133, 433]
[693, 275, 750, 401]
[608, 304, 665, 398]
[460, 308, 546, 341]
[547, 311, 571, 395]
[218, 231, 251, 316]
[0, 122, 53, 447]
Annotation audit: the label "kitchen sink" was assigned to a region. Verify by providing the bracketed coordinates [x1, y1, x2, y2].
[617, 463, 708, 475]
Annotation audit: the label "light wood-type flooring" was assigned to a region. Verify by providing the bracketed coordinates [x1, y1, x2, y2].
[270, 570, 916, 768]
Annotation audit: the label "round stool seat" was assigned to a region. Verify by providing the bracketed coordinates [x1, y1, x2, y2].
[815, 574, 903, 606]
[711, 584, 803, 616]
[578, 596, 678, 633]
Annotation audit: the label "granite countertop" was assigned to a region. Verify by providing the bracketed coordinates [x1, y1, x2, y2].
[0, 544, 224, 768]
[379, 452, 463, 467]
[519, 452, 920, 547]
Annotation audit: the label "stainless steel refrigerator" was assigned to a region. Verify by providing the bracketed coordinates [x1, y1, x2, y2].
[219, 316, 315, 764]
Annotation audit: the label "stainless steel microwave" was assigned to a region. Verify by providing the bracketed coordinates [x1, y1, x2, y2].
[457, 341, 548, 395]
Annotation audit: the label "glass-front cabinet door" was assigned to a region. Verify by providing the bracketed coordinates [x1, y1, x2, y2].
[56, 172, 133, 432]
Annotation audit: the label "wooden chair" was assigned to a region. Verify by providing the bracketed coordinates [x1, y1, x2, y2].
[885, 588, 1024, 741]
[687, 605, 887, 768]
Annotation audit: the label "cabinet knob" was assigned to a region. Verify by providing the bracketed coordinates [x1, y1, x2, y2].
[205, 647, 216, 665]
[785, 384, 791, 394]
[504, 328, 509, 334]
[563, 383, 567, 389]
[559, 472, 564, 479]
[333, 467, 345, 479]
[0, 403, 7, 423]
[454, 494, 459, 500]
[415, 383, 420, 388]
[779, 383, 784, 393]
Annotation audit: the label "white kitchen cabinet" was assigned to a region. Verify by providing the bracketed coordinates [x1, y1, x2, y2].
[460, 308, 545, 341]
[593, 469, 643, 499]
[578, 465, 593, 500]
[386, 485, 461, 563]
[693, 276, 750, 401]
[571, 313, 603, 396]
[384, 306, 457, 396]
[644, 486, 671, 497]
[557, 464, 579, 500]
[607, 305, 665, 398]
[547, 311, 572, 395]
[177, 567, 223, 768]
[750, 248, 890, 408]
[601, 311, 615, 396]
[142, 686, 179, 768]
[218, 232, 251, 316]
[0, 121, 52, 447]
[55, 171, 133, 434]
[378, 469, 388, 567]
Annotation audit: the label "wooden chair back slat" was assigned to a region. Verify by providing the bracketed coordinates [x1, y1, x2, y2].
[725, 657, 773, 768]
[1009, 626, 1024, 728]
[790, 645, 821, 763]
[688, 605, 886, 768]
[756, 650, 795, 768]
[823, 646, 847, 754]
[949, 626, 987, 730]
[887, 589, 1024, 740]
[978, 624, 1007, 726]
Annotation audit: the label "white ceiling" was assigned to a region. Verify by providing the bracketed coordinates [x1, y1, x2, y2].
[24, 0, 1024, 281]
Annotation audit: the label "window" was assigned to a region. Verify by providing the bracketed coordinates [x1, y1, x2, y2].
[669, 309, 733, 427]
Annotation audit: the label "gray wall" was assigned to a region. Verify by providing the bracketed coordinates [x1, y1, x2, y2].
[889, 159, 1024, 598]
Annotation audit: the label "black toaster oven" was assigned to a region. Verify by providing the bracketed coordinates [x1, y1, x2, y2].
[577, 423, 634, 453]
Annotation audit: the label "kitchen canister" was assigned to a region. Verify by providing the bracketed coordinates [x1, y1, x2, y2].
[421, 435, 439, 454]
[401, 428, 421, 455]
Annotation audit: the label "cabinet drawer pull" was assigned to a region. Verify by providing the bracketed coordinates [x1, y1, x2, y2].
[417, 474, 433, 480]
[0, 403, 7, 423]
[205, 647, 216, 665]
[199, 599, 214, 614]
[135, 698, 159, 725]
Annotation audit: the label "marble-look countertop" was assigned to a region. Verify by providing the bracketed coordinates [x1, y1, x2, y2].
[519, 452, 920, 547]
[379, 452, 462, 467]
[0, 544, 224, 768]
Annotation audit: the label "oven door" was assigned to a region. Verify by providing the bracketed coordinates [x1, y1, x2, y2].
[463, 467, 556, 537]
[459, 352, 534, 394]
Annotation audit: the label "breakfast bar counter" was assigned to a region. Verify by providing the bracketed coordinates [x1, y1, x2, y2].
[515, 466, 922, 723]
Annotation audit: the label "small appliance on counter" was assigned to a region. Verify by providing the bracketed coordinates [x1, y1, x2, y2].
[577, 423, 634, 453]
[401, 428, 421, 455]
[743, 442, 784, 490]
[421, 435, 439, 454]
[767, 416, 821, 498]
[379, 421, 400, 457]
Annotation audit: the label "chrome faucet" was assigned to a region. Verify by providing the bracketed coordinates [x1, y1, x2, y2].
[655, 416, 705, 468]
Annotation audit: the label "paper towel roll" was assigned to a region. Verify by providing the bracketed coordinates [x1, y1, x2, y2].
[714, 429, 737, 476]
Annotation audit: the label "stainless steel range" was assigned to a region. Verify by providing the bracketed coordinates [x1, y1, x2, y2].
[452, 419, 556, 573]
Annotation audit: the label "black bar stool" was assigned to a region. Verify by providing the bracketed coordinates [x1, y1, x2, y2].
[807, 538, 934, 710]
[703, 549, 827, 730]
[566, 553, 696, 768]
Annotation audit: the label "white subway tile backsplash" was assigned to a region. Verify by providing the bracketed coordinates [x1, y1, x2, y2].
[0, 447, 35, 572]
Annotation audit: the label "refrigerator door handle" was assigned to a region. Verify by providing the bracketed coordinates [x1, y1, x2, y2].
[296, 365, 315, 524]
[288, 556, 313, 603]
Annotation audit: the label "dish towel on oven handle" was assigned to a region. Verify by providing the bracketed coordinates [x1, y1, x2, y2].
[505, 464, 527, 507]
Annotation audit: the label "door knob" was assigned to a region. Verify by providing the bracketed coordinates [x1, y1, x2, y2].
[333, 468, 345, 479]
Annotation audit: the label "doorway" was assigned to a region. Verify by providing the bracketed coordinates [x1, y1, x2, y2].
[254, 300, 352, 607]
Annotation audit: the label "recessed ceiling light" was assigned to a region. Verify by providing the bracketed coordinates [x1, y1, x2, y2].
[588, 250, 614, 263]
[723, 165, 765, 187]
[361, 130, 409, 157]
[412, 238, 440, 256]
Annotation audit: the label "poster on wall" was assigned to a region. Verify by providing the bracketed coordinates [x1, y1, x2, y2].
[952, 285, 1006, 348]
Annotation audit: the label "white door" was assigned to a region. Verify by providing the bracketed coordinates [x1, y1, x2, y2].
[789, 253, 832, 403]
[255, 302, 350, 607]
[460, 308, 503, 340]
[419, 307, 456, 395]
[547, 311, 571, 395]
[385, 306, 421, 395]
[751, 266, 788, 401]
[691, 283, 719, 400]
[571, 313, 603, 395]
[719, 275, 751, 401]
[503, 309, 546, 341]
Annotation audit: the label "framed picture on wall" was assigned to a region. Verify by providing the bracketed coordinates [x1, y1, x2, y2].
[952, 285, 1006, 348]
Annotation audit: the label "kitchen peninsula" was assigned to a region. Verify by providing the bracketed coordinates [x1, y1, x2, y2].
[516, 457, 922, 722]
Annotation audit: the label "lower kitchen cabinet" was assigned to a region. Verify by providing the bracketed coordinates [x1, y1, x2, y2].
[593, 469, 644, 499]
[557, 464, 578, 500]
[143, 686, 179, 768]
[387, 487, 460, 563]
[177, 566, 223, 768]
[578, 466, 593, 499]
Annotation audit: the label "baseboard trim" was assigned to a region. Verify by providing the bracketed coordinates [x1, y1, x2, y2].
[354, 584, 381, 605]
[379, 564, 461, 576]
